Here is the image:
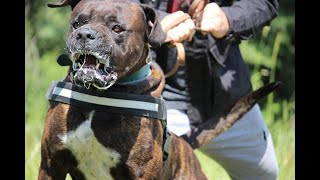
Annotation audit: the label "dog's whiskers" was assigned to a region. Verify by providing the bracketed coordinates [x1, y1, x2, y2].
[80, 56, 86, 69]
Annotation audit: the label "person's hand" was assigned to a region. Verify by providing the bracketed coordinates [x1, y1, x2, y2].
[195, 3, 230, 38]
[161, 11, 195, 43]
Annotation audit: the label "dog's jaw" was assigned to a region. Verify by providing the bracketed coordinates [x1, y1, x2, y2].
[69, 49, 118, 90]
[58, 110, 121, 179]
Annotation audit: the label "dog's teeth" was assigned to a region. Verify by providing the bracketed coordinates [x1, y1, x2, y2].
[104, 66, 109, 73]
[98, 57, 110, 67]
[72, 62, 79, 70]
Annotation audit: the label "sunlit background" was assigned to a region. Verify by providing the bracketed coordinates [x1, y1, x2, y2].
[25, 0, 295, 179]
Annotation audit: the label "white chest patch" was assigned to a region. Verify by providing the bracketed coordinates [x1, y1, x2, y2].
[59, 111, 120, 180]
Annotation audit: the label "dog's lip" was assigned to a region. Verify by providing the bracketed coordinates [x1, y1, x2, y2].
[74, 67, 118, 90]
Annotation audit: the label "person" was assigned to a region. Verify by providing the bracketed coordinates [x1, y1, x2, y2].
[138, 0, 280, 179]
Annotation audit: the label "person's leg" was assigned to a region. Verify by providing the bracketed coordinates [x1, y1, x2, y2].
[199, 104, 279, 180]
[166, 105, 279, 180]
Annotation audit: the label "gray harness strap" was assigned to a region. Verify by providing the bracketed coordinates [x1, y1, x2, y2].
[46, 81, 167, 120]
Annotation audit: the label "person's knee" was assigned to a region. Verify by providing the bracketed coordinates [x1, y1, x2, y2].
[261, 160, 279, 180]
[224, 159, 279, 180]
[206, 146, 279, 180]
[270, 167, 279, 180]
[259, 137, 279, 180]
[248, 152, 279, 180]
[254, 164, 279, 180]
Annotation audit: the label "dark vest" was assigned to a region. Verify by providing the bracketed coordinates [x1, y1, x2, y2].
[145, 0, 253, 128]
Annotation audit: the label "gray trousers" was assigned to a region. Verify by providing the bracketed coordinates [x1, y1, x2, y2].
[167, 104, 279, 180]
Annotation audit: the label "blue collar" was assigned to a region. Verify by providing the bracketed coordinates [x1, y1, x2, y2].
[117, 63, 151, 83]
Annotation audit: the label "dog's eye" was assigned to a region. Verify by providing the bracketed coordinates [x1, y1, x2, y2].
[112, 25, 124, 34]
[73, 22, 80, 29]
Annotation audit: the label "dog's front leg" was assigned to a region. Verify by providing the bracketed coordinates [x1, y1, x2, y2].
[38, 142, 68, 180]
[38, 161, 67, 180]
[38, 157, 67, 180]
[38, 103, 74, 180]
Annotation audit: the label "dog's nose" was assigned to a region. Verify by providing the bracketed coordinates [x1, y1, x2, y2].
[76, 28, 96, 41]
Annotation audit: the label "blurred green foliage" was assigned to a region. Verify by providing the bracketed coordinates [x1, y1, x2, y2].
[25, 0, 295, 179]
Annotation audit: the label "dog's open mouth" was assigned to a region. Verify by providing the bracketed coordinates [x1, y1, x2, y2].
[71, 51, 118, 90]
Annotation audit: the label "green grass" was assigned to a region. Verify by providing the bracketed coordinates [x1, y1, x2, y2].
[195, 150, 230, 180]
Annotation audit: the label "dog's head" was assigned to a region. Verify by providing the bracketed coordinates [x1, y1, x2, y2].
[48, 0, 165, 89]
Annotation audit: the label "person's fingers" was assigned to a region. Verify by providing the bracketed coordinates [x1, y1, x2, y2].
[194, 11, 203, 28]
[168, 26, 182, 42]
[175, 25, 187, 42]
[165, 34, 172, 42]
[187, 29, 196, 41]
[161, 11, 184, 27]
[185, 18, 195, 30]
[184, 19, 195, 41]
[161, 11, 184, 31]
[167, 18, 196, 43]
[162, 11, 197, 43]
[181, 19, 195, 38]
[201, 19, 216, 35]
[201, 18, 216, 32]
[166, 29, 176, 42]
[200, 4, 216, 31]
[193, 11, 208, 35]
[197, 3, 229, 38]
[177, 23, 189, 40]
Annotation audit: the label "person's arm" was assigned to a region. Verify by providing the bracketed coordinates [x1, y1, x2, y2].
[130, 0, 183, 74]
[221, 0, 279, 39]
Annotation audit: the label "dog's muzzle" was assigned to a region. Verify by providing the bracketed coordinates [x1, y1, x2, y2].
[67, 27, 118, 90]
[71, 52, 117, 90]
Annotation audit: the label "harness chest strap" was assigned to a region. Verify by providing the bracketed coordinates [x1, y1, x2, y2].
[46, 81, 166, 119]
[45, 81, 171, 161]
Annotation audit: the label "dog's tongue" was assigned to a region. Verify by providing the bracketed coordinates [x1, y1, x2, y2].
[83, 55, 97, 68]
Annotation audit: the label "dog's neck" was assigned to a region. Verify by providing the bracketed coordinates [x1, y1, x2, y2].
[117, 53, 152, 83]
[110, 63, 164, 97]
[65, 62, 164, 97]
[117, 63, 151, 83]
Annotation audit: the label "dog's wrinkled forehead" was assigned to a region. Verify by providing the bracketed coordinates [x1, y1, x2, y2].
[48, 0, 166, 47]
[71, 0, 145, 30]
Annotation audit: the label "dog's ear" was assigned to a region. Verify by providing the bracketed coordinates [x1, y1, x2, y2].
[140, 4, 166, 48]
[47, 0, 81, 9]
